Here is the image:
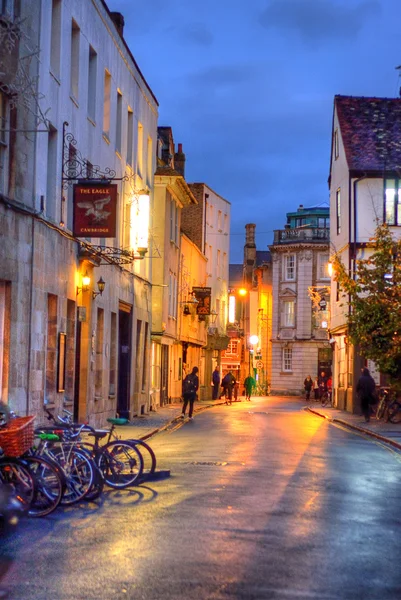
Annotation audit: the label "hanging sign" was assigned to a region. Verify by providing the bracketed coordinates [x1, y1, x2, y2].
[73, 183, 117, 238]
[192, 287, 211, 315]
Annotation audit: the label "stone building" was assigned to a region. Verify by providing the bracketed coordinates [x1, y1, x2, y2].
[0, 1, 158, 424]
[269, 205, 332, 395]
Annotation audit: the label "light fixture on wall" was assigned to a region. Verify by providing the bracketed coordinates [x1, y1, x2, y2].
[182, 292, 198, 316]
[76, 271, 91, 295]
[210, 310, 218, 324]
[92, 276, 106, 299]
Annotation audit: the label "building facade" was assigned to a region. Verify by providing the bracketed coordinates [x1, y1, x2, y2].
[0, 1, 158, 424]
[329, 95, 401, 412]
[269, 205, 332, 395]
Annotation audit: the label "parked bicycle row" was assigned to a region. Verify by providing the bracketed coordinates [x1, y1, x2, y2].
[0, 405, 157, 527]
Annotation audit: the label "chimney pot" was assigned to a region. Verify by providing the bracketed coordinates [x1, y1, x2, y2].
[110, 12, 125, 38]
[178, 143, 183, 153]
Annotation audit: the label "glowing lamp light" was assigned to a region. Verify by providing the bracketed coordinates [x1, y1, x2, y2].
[228, 295, 236, 323]
[321, 320, 328, 329]
[249, 335, 259, 345]
[238, 288, 247, 296]
[327, 262, 333, 277]
[82, 271, 91, 288]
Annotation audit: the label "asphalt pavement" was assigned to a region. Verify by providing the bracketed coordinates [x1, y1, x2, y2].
[116, 394, 401, 451]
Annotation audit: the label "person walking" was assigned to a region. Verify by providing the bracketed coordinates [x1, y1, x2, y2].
[304, 375, 313, 400]
[313, 376, 319, 401]
[244, 374, 256, 401]
[356, 367, 376, 422]
[318, 371, 327, 399]
[212, 366, 220, 400]
[222, 371, 236, 405]
[181, 366, 199, 420]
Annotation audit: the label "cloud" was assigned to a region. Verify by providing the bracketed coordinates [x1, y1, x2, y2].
[258, 0, 381, 43]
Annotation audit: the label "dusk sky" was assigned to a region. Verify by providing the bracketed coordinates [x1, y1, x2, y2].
[108, 0, 401, 263]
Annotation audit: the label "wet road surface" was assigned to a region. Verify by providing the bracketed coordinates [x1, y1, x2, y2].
[1, 396, 401, 599]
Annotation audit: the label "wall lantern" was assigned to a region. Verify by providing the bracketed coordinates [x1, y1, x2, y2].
[249, 335, 259, 346]
[92, 276, 106, 299]
[182, 292, 198, 316]
[77, 271, 91, 295]
[210, 310, 218, 324]
[238, 288, 247, 297]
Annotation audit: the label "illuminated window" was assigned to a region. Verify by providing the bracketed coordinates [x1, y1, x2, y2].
[384, 179, 401, 226]
[282, 348, 292, 372]
[283, 254, 295, 281]
[226, 340, 238, 355]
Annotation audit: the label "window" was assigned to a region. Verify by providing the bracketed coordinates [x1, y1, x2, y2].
[127, 109, 133, 165]
[282, 348, 293, 372]
[46, 125, 58, 221]
[109, 312, 117, 396]
[218, 210, 222, 231]
[142, 322, 148, 391]
[169, 196, 179, 245]
[0, 281, 11, 402]
[208, 204, 214, 225]
[318, 217, 329, 228]
[0, 92, 8, 193]
[334, 129, 339, 159]
[45, 294, 58, 405]
[70, 20, 80, 100]
[137, 122, 143, 176]
[95, 308, 104, 397]
[147, 136, 153, 185]
[115, 91, 122, 154]
[0, 0, 14, 19]
[168, 273, 177, 319]
[282, 300, 295, 327]
[217, 249, 221, 277]
[223, 252, 227, 278]
[318, 253, 330, 280]
[226, 340, 238, 355]
[283, 254, 295, 280]
[336, 188, 341, 234]
[50, 0, 61, 76]
[384, 179, 401, 226]
[224, 214, 228, 233]
[87, 46, 97, 121]
[103, 70, 111, 137]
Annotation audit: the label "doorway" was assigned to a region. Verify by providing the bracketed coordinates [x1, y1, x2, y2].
[160, 345, 169, 406]
[117, 304, 132, 419]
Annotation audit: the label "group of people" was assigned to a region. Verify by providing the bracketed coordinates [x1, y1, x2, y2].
[304, 371, 332, 400]
[181, 366, 257, 419]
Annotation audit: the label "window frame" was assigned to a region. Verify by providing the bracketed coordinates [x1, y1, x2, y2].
[283, 254, 296, 281]
[384, 178, 401, 226]
[336, 188, 341, 234]
[318, 253, 330, 280]
[282, 348, 293, 372]
[282, 299, 295, 328]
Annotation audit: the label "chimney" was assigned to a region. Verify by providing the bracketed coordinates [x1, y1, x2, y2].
[245, 223, 256, 248]
[243, 224, 256, 284]
[174, 143, 186, 177]
[110, 12, 125, 38]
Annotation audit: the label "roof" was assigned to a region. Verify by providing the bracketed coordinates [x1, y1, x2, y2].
[335, 95, 401, 171]
[155, 166, 182, 177]
[229, 264, 243, 286]
[256, 251, 271, 266]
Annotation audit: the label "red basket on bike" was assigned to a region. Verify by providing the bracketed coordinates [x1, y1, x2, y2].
[0, 416, 35, 457]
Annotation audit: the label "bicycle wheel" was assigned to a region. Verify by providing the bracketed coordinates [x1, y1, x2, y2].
[48, 446, 95, 504]
[388, 402, 401, 424]
[376, 399, 386, 420]
[98, 441, 144, 488]
[21, 456, 65, 517]
[0, 458, 34, 513]
[321, 392, 329, 407]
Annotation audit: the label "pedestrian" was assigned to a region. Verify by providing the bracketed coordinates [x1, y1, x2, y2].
[313, 377, 319, 400]
[318, 371, 327, 399]
[212, 366, 220, 400]
[181, 366, 199, 420]
[356, 367, 376, 422]
[244, 374, 256, 401]
[304, 375, 313, 400]
[221, 371, 236, 405]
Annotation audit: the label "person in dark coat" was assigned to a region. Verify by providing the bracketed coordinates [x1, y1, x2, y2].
[304, 375, 313, 400]
[212, 366, 220, 400]
[356, 367, 376, 422]
[181, 366, 199, 420]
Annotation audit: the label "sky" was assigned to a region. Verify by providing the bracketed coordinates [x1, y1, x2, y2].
[108, 0, 401, 263]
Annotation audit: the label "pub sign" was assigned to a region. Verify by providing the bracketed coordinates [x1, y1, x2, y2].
[73, 183, 117, 238]
[192, 287, 211, 315]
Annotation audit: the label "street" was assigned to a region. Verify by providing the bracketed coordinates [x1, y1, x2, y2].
[1, 396, 401, 600]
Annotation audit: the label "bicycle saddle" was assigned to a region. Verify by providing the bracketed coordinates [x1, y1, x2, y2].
[87, 430, 108, 439]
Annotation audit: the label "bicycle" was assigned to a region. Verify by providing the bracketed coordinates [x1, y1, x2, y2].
[376, 388, 391, 421]
[386, 392, 401, 424]
[321, 389, 333, 407]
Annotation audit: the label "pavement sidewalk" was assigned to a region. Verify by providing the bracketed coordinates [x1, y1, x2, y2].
[113, 398, 225, 441]
[306, 402, 401, 450]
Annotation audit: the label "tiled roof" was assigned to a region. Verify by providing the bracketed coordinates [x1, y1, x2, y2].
[155, 166, 182, 177]
[335, 95, 401, 171]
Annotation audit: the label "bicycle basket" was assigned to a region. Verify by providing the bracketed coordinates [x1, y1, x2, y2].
[0, 416, 35, 457]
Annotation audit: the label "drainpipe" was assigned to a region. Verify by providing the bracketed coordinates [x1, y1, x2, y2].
[203, 193, 209, 254]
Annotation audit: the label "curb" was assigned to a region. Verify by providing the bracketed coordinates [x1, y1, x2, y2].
[306, 407, 401, 451]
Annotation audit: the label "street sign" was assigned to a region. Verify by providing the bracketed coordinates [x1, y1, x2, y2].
[256, 360, 264, 369]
